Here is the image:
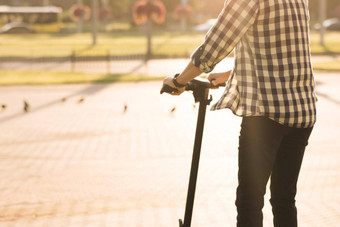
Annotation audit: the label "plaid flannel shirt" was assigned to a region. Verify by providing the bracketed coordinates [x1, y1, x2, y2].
[191, 0, 317, 128]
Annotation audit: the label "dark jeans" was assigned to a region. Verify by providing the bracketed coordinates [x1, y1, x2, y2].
[236, 116, 313, 227]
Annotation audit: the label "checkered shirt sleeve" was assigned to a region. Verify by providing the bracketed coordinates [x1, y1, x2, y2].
[191, 0, 259, 73]
[191, 0, 317, 128]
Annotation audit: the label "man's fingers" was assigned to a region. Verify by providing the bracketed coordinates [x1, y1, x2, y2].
[211, 79, 218, 86]
[207, 73, 217, 81]
[211, 77, 223, 86]
[208, 71, 231, 86]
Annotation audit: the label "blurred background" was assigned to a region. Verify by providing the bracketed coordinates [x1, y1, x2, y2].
[0, 0, 339, 227]
[0, 0, 338, 77]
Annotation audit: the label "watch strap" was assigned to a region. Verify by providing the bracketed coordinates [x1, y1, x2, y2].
[172, 74, 186, 88]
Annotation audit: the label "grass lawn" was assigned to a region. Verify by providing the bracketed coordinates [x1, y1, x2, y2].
[0, 31, 204, 58]
[312, 60, 340, 72]
[310, 32, 340, 54]
[0, 30, 339, 59]
[0, 70, 164, 85]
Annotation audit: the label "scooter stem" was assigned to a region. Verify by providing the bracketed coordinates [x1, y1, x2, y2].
[160, 77, 225, 227]
[179, 89, 211, 227]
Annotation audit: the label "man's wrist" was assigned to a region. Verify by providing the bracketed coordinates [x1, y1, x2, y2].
[172, 74, 186, 88]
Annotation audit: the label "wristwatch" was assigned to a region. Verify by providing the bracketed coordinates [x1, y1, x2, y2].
[172, 73, 186, 88]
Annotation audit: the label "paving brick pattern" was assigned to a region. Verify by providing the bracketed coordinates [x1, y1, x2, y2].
[0, 72, 339, 227]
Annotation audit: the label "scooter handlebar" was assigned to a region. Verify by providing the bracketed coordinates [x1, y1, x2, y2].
[160, 78, 225, 94]
[185, 78, 225, 91]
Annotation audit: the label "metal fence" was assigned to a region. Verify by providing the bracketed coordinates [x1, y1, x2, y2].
[0, 50, 148, 74]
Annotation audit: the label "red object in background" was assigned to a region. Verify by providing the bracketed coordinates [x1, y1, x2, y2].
[99, 7, 112, 21]
[69, 4, 91, 22]
[132, 0, 166, 25]
[173, 4, 193, 20]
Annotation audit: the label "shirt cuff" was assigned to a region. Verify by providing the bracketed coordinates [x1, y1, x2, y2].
[190, 45, 215, 73]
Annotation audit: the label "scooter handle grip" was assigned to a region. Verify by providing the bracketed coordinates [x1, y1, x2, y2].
[160, 84, 178, 94]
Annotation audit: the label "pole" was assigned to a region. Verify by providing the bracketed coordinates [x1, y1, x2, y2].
[102, 0, 109, 31]
[146, 20, 152, 59]
[13, 0, 20, 6]
[107, 49, 111, 74]
[179, 86, 211, 227]
[77, 0, 84, 33]
[92, 0, 98, 45]
[181, 0, 188, 31]
[319, 0, 326, 47]
[181, 101, 208, 227]
[71, 49, 76, 72]
[42, 0, 50, 6]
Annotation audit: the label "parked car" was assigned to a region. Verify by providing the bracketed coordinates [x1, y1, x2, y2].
[0, 22, 35, 34]
[313, 18, 340, 31]
[192, 19, 217, 32]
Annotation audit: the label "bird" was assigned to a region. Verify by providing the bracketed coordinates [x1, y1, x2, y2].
[193, 104, 197, 109]
[77, 97, 85, 104]
[170, 106, 176, 114]
[23, 100, 30, 113]
[123, 103, 128, 114]
[61, 97, 67, 103]
[1, 104, 6, 111]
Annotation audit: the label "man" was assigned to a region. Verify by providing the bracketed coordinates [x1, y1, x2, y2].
[162, 0, 317, 226]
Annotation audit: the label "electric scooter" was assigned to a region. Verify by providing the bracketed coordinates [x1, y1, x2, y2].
[161, 78, 225, 227]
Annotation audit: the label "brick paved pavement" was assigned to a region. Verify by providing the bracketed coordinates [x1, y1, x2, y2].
[0, 72, 339, 227]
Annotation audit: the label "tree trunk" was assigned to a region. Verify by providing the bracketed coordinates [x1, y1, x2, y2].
[92, 0, 98, 45]
[77, 0, 84, 33]
[319, 0, 327, 47]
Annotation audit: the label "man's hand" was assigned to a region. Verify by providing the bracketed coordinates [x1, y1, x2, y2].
[208, 70, 231, 87]
[161, 61, 203, 95]
[162, 75, 186, 96]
